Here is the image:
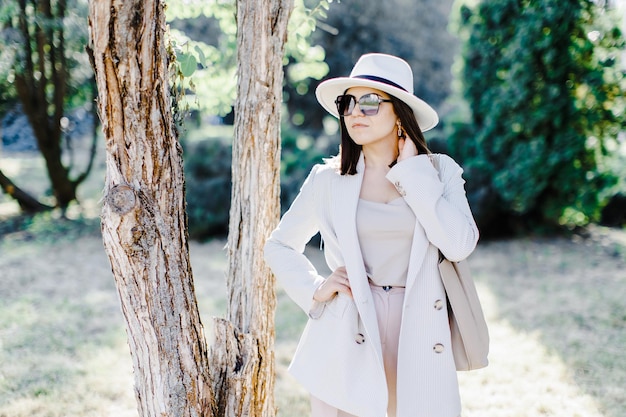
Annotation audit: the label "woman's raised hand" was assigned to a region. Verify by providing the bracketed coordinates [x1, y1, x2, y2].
[313, 266, 352, 302]
[397, 134, 418, 162]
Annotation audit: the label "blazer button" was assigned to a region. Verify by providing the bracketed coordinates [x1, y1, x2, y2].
[355, 333, 365, 344]
[433, 299, 444, 310]
[433, 343, 445, 353]
[393, 181, 407, 197]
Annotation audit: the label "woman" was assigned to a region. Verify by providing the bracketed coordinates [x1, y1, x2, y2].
[264, 53, 479, 417]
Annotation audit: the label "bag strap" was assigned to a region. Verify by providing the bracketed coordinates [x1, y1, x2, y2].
[430, 154, 448, 263]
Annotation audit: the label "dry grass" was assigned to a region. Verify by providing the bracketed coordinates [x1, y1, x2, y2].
[0, 227, 625, 417]
[458, 229, 626, 417]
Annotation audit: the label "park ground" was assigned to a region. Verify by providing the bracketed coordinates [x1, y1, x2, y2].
[0, 222, 625, 417]
[1, 143, 625, 416]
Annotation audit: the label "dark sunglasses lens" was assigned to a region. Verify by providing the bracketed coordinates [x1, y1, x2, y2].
[336, 93, 384, 116]
[336, 95, 356, 116]
[359, 94, 380, 116]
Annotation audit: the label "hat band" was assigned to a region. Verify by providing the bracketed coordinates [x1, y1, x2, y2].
[353, 75, 408, 92]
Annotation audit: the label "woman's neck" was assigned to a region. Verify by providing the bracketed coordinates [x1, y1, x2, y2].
[362, 141, 398, 171]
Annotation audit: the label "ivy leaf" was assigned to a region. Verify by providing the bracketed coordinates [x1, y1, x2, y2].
[178, 52, 197, 77]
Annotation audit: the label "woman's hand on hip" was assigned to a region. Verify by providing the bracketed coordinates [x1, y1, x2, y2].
[313, 266, 352, 302]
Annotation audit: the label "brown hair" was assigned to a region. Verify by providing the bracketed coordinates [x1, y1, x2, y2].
[338, 94, 431, 175]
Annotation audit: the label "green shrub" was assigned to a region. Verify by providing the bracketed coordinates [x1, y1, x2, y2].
[279, 123, 338, 212]
[450, 0, 626, 236]
[183, 138, 232, 240]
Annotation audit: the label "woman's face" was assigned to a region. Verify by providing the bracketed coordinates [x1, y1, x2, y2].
[343, 87, 398, 148]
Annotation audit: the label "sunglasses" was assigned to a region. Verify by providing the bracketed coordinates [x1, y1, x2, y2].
[335, 93, 392, 117]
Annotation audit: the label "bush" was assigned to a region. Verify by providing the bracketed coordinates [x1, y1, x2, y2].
[279, 123, 338, 212]
[183, 138, 232, 240]
[450, 0, 626, 236]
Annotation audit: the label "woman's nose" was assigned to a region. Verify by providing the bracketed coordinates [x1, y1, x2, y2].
[349, 102, 365, 116]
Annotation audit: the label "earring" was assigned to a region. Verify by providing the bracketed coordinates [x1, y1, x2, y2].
[397, 123, 403, 138]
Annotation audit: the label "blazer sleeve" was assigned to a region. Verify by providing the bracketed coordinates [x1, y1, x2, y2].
[385, 153, 479, 262]
[263, 164, 327, 315]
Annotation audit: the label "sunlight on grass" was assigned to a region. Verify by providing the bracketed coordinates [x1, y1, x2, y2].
[275, 341, 310, 417]
[0, 340, 136, 417]
[0, 236, 135, 417]
[0, 233, 624, 417]
[458, 283, 605, 417]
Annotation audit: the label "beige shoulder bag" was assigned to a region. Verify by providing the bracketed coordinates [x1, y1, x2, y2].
[438, 254, 489, 371]
[432, 154, 489, 371]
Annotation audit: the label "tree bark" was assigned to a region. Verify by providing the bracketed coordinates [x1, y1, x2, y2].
[89, 0, 292, 415]
[88, 1, 213, 416]
[209, 0, 293, 416]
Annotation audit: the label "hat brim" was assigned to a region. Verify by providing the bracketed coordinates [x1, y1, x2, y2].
[315, 77, 439, 132]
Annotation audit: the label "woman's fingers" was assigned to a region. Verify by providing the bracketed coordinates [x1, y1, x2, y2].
[398, 135, 418, 162]
[313, 266, 352, 302]
[336, 283, 353, 298]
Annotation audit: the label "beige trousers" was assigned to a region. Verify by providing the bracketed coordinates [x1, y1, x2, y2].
[310, 284, 405, 417]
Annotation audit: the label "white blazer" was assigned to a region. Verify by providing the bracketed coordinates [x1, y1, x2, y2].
[264, 153, 479, 417]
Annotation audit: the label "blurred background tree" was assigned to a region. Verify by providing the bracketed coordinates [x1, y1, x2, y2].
[447, 0, 626, 236]
[0, 0, 96, 213]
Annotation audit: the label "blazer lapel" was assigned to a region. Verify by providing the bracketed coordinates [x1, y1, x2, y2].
[330, 155, 383, 359]
[404, 222, 429, 292]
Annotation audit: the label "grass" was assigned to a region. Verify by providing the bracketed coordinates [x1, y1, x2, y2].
[0, 225, 625, 417]
[457, 230, 626, 417]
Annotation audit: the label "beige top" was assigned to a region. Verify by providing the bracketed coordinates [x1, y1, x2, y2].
[356, 197, 416, 287]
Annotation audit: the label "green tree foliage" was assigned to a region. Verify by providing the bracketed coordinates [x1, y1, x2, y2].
[165, 0, 337, 239]
[450, 0, 626, 234]
[183, 136, 232, 239]
[165, 0, 238, 117]
[165, 0, 332, 118]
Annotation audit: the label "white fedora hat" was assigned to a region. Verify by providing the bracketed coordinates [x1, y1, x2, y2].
[315, 53, 439, 131]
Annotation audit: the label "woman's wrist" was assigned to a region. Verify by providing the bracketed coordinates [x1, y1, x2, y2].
[313, 283, 328, 303]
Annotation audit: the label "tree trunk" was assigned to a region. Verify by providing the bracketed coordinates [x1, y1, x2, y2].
[13, 0, 78, 211]
[88, 1, 213, 416]
[209, 0, 293, 416]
